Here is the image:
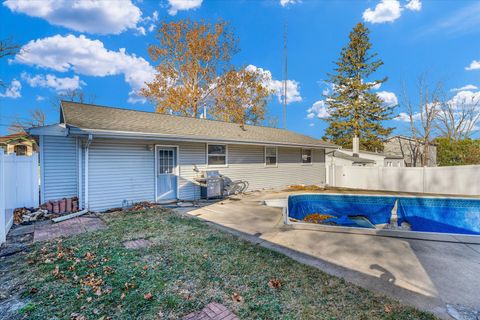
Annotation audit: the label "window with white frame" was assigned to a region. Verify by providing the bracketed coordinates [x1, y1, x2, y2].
[207, 144, 227, 166]
[265, 146, 277, 166]
[302, 149, 312, 164]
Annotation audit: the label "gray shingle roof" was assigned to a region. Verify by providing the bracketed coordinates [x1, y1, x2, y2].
[61, 101, 337, 148]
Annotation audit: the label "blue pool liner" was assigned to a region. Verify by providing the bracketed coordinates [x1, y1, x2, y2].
[288, 194, 480, 235]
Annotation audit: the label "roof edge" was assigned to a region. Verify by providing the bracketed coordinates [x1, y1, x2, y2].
[69, 127, 338, 149]
[28, 124, 68, 136]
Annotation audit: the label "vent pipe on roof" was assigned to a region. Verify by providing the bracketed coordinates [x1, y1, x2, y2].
[353, 135, 359, 157]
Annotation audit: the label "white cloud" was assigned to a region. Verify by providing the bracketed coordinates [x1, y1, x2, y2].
[246, 65, 302, 104]
[465, 60, 480, 71]
[22, 72, 85, 92]
[405, 0, 421, 11]
[141, 10, 159, 33]
[13, 34, 155, 103]
[307, 100, 330, 119]
[451, 84, 478, 92]
[3, 0, 142, 35]
[448, 90, 480, 107]
[370, 82, 382, 90]
[168, 0, 202, 15]
[363, 0, 402, 24]
[36, 95, 46, 101]
[135, 26, 146, 36]
[0, 79, 21, 99]
[422, 2, 480, 37]
[280, 0, 301, 7]
[395, 112, 421, 122]
[377, 91, 398, 107]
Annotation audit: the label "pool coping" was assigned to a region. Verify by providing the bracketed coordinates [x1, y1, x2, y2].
[271, 193, 480, 245]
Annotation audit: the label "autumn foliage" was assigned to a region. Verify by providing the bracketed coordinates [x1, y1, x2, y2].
[141, 19, 272, 125]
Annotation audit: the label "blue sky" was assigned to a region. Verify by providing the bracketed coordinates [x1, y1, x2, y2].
[0, 0, 479, 138]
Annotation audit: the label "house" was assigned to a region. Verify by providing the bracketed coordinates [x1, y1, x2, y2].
[325, 136, 405, 167]
[383, 135, 437, 167]
[328, 149, 405, 167]
[29, 101, 337, 212]
[327, 150, 376, 166]
[0, 132, 37, 156]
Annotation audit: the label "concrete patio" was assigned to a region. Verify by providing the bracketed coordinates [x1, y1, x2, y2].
[182, 190, 480, 319]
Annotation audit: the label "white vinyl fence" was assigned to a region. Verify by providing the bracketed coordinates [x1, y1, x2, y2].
[328, 164, 480, 196]
[0, 152, 39, 244]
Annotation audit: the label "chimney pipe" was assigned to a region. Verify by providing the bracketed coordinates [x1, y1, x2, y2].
[352, 135, 359, 157]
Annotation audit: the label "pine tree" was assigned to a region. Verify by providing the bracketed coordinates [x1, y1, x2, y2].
[323, 23, 395, 151]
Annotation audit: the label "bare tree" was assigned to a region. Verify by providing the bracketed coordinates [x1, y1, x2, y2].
[436, 92, 480, 140]
[401, 75, 442, 166]
[50, 89, 96, 110]
[8, 109, 46, 133]
[0, 37, 19, 59]
[0, 37, 20, 87]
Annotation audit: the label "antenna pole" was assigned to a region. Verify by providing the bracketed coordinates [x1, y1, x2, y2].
[283, 22, 288, 129]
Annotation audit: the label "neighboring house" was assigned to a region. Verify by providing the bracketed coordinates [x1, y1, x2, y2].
[383, 135, 437, 167]
[327, 150, 375, 166]
[29, 101, 337, 212]
[0, 132, 37, 156]
[327, 149, 405, 167]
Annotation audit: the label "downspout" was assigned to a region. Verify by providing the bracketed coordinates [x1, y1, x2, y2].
[84, 134, 93, 210]
[53, 134, 93, 223]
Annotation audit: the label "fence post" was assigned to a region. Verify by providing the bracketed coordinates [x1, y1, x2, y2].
[422, 166, 426, 193]
[33, 153, 39, 207]
[0, 152, 5, 244]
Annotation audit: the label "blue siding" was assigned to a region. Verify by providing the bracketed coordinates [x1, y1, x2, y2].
[43, 136, 78, 202]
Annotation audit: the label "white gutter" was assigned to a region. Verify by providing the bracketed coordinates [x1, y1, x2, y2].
[84, 134, 93, 210]
[68, 127, 338, 150]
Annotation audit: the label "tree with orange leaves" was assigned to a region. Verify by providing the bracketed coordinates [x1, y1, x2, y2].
[141, 19, 272, 125]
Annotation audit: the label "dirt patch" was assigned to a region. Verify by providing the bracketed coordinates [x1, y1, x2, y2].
[122, 238, 152, 249]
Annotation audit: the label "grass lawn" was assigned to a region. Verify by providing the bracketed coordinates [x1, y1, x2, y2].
[12, 208, 435, 319]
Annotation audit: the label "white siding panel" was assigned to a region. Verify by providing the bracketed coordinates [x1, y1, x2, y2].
[79, 139, 326, 211]
[88, 140, 155, 211]
[177, 143, 326, 199]
[43, 136, 78, 202]
[178, 142, 206, 200]
[219, 145, 326, 191]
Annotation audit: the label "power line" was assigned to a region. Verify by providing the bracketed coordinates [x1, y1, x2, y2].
[283, 21, 288, 129]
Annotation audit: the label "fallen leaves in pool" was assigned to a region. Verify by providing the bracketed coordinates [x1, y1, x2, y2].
[285, 185, 324, 192]
[303, 213, 334, 224]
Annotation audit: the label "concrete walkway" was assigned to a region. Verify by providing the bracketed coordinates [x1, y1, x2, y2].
[183, 190, 480, 319]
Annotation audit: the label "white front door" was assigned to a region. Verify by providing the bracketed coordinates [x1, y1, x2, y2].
[156, 146, 177, 202]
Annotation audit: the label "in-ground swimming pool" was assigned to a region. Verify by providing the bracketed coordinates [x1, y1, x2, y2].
[287, 194, 480, 236]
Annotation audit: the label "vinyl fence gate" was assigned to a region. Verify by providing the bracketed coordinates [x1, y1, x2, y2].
[0, 152, 39, 244]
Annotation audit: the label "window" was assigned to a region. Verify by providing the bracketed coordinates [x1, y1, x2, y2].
[302, 149, 312, 164]
[207, 144, 227, 166]
[265, 146, 277, 166]
[158, 149, 175, 174]
[14, 145, 27, 156]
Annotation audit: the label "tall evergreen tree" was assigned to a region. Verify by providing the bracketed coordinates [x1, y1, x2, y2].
[323, 22, 395, 151]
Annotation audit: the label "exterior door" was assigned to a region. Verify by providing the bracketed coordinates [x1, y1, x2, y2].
[156, 146, 177, 202]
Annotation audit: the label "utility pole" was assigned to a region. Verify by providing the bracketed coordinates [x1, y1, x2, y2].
[283, 22, 288, 129]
